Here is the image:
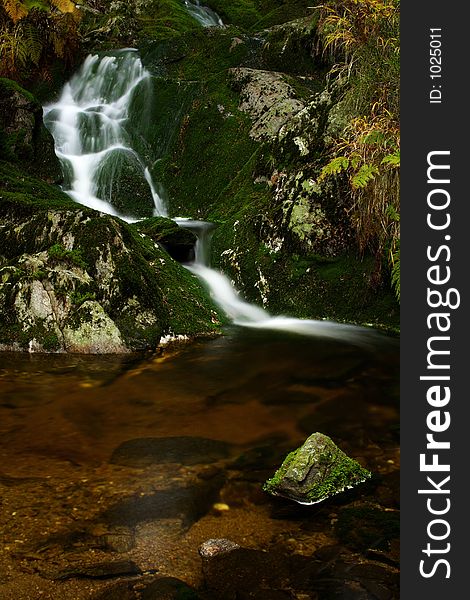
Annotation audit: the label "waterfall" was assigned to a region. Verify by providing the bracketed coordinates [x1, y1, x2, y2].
[44, 51, 383, 347]
[43, 49, 167, 221]
[183, 1, 223, 27]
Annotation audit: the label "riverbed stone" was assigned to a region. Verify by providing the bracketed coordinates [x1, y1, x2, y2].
[199, 539, 318, 599]
[100, 474, 225, 529]
[109, 436, 231, 467]
[49, 559, 142, 581]
[263, 432, 372, 504]
[90, 577, 199, 600]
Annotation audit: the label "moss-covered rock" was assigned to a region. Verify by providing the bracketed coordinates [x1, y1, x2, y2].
[0, 163, 223, 353]
[263, 432, 372, 504]
[0, 78, 62, 182]
[94, 149, 156, 219]
[135, 216, 197, 262]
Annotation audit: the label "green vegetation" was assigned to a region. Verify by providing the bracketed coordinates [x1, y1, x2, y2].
[317, 0, 400, 298]
[0, 0, 81, 80]
[48, 242, 87, 269]
[0, 0, 401, 351]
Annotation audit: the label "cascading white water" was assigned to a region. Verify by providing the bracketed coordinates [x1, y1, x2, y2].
[45, 50, 384, 346]
[43, 49, 167, 221]
[184, 0, 223, 27]
[179, 223, 382, 346]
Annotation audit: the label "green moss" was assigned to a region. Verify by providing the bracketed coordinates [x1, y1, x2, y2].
[205, 0, 261, 29]
[42, 331, 61, 352]
[204, 0, 315, 30]
[48, 243, 87, 269]
[0, 77, 35, 103]
[306, 454, 370, 503]
[263, 433, 372, 504]
[0, 161, 72, 208]
[70, 290, 96, 306]
[263, 448, 300, 493]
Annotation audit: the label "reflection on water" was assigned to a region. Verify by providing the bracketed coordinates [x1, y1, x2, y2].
[0, 328, 399, 598]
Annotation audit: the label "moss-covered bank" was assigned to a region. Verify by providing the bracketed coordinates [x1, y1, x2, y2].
[136, 14, 398, 330]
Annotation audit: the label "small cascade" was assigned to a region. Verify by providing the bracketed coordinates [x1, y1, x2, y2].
[43, 49, 167, 221]
[182, 222, 382, 345]
[183, 0, 223, 27]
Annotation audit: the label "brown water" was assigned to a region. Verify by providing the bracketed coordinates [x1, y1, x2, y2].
[0, 327, 399, 599]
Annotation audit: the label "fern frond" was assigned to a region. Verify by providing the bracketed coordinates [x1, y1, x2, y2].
[351, 164, 379, 189]
[390, 244, 400, 301]
[2, 0, 29, 23]
[381, 150, 400, 167]
[19, 20, 43, 64]
[318, 156, 350, 181]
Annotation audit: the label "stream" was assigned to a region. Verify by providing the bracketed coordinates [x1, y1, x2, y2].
[0, 10, 399, 599]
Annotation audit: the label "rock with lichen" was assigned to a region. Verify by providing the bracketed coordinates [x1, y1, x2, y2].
[0, 164, 222, 353]
[263, 432, 371, 504]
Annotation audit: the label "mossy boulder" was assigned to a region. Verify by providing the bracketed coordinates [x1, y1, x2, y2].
[0, 78, 61, 182]
[0, 164, 222, 353]
[263, 432, 372, 504]
[94, 149, 156, 219]
[135, 217, 197, 263]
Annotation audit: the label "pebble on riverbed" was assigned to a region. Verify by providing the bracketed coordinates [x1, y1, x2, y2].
[263, 432, 372, 504]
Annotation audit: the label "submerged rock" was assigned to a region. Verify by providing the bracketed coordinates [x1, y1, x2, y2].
[110, 436, 231, 467]
[263, 432, 372, 504]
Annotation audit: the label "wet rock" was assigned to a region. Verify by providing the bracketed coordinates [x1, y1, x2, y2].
[313, 558, 399, 600]
[0, 78, 61, 182]
[199, 539, 318, 599]
[135, 217, 197, 263]
[263, 433, 372, 504]
[50, 560, 141, 580]
[95, 150, 155, 219]
[199, 538, 241, 558]
[102, 526, 136, 553]
[100, 475, 224, 529]
[335, 505, 400, 552]
[0, 182, 222, 353]
[110, 436, 231, 467]
[140, 576, 200, 599]
[91, 577, 199, 600]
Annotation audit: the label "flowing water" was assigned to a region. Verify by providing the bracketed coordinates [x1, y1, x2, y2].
[43, 50, 167, 221]
[183, 0, 224, 27]
[0, 42, 399, 598]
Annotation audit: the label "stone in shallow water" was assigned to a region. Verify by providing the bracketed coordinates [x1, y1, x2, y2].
[90, 577, 199, 599]
[263, 432, 372, 504]
[109, 436, 231, 467]
[51, 560, 141, 581]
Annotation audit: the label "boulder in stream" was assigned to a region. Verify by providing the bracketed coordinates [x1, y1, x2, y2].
[263, 432, 372, 504]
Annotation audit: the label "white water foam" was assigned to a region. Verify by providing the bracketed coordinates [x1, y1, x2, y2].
[183, 1, 223, 27]
[44, 50, 167, 221]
